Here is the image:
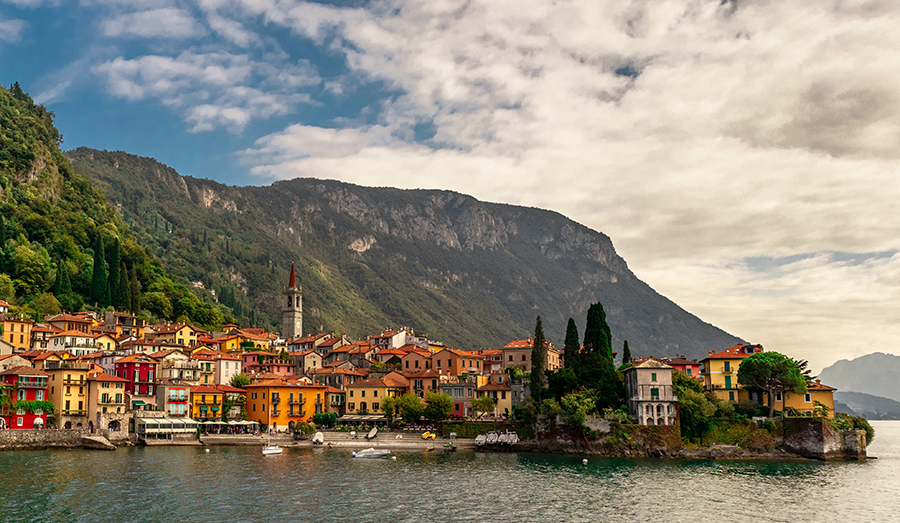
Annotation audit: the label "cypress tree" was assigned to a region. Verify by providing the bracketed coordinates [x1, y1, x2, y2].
[530, 316, 547, 402]
[108, 238, 121, 306]
[622, 340, 631, 364]
[0, 215, 6, 246]
[130, 265, 141, 314]
[582, 302, 618, 398]
[116, 263, 129, 309]
[564, 318, 580, 378]
[91, 236, 108, 305]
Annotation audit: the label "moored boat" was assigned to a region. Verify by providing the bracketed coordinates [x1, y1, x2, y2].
[263, 445, 283, 456]
[312, 432, 324, 445]
[486, 431, 499, 445]
[352, 447, 391, 459]
[474, 434, 487, 447]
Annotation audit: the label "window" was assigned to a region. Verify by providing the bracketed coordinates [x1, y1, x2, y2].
[724, 376, 732, 389]
[350, 390, 354, 398]
[253, 404, 256, 411]
[17, 389, 25, 401]
[405, 361, 409, 369]
[374, 390, 378, 397]
[36, 391, 44, 401]
[775, 391, 783, 401]
[16, 407, 24, 415]
[415, 360, 419, 368]
[349, 402, 355, 411]
[508, 356, 512, 362]
[17, 417, 23, 427]
[804, 393, 811, 403]
[651, 373, 657, 382]
[373, 402, 379, 411]
[361, 390, 366, 398]
[252, 392, 257, 399]
[501, 391, 506, 400]
[650, 388, 660, 400]
[521, 355, 526, 361]
[724, 362, 731, 372]
[686, 368, 692, 376]
[728, 391, 735, 401]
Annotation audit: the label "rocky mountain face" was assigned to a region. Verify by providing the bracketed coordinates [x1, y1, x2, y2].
[67, 147, 742, 359]
[819, 352, 900, 403]
[833, 391, 900, 420]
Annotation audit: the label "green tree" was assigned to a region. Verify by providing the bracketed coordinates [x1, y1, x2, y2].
[129, 266, 141, 314]
[530, 316, 547, 402]
[423, 391, 453, 421]
[396, 393, 425, 424]
[0, 274, 14, 300]
[381, 395, 397, 425]
[547, 368, 579, 399]
[108, 238, 121, 306]
[737, 351, 808, 418]
[559, 393, 596, 428]
[312, 412, 337, 428]
[581, 302, 621, 407]
[142, 292, 172, 319]
[622, 340, 631, 364]
[472, 395, 496, 418]
[12, 243, 51, 297]
[32, 292, 61, 316]
[90, 235, 108, 305]
[230, 373, 251, 389]
[563, 317, 580, 378]
[119, 264, 131, 312]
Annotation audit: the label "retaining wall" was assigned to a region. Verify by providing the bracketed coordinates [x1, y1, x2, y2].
[0, 429, 118, 450]
[782, 418, 866, 460]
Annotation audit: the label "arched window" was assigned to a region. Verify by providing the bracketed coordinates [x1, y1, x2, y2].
[287, 296, 293, 307]
[657, 417, 665, 426]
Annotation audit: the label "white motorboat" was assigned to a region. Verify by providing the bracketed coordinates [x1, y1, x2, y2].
[485, 431, 499, 445]
[262, 445, 283, 456]
[506, 431, 519, 445]
[498, 432, 510, 445]
[474, 434, 487, 447]
[365, 427, 378, 440]
[312, 432, 324, 445]
[352, 447, 391, 459]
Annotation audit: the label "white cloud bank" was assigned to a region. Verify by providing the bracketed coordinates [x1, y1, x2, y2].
[231, 0, 900, 371]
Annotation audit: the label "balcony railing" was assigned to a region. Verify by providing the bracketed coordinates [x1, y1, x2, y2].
[99, 397, 122, 405]
[197, 399, 220, 405]
[168, 395, 190, 402]
[63, 378, 86, 386]
[288, 398, 306, 405]
[288, 410, 306, 418]
[62, 409, 86, 416]
[271, 409, 281, 417]
[17, 379, 47, 388]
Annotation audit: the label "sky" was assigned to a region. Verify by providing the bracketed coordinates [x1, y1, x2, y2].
[2, 0, 898, 373]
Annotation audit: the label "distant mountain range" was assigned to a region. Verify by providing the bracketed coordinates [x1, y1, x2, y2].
[834, 391, 900, 421]
[819, 352, 900, 402]
[67, 147, 743, 358]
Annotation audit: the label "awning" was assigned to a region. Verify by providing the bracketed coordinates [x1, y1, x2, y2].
[338, 414, 387, 422]
[200, 406, 208, 411]
[211, 406, 220, 411]
[132, 400, 148, 407]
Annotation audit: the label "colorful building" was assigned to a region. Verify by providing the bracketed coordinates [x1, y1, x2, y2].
[2, 315, 34, 352]
[662, 355, 702, 379]
[114, 354, 159, 407]
[501, 337, 562, 373]
[769, 380, 837, 418]
[701, 344, 764, 402]
[0, 366, 50, 429]
[87, 371, 128, 431]
[190, 385, 224, 421]
[245, 379, 326, 431]
[346, 377, 407, 415]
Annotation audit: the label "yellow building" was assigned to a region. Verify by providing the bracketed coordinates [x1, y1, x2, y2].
[346, 377, 407, 415]
[245, 379, 327, 431]
[767, 380, 837, 418]
[150, 324, 200, 347]
[190, 385, 223, 421]
[475, 383, 513, 417]
[701, 344, 764, 402]
[2, 316, 34, 352]
[42, 357, 92, 428]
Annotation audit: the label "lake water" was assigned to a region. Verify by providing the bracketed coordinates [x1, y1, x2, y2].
[2, 421, 899, 522]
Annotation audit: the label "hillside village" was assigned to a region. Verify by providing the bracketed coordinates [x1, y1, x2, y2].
[0, 264, 839, 442]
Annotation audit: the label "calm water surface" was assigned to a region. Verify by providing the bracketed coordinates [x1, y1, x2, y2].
[2, 421, 899, 522]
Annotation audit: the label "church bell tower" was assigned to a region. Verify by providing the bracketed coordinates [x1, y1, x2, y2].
[282, 263, 303, 340]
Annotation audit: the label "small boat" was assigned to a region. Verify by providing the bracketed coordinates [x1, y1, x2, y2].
[262, 445, 283, 456]
[352, 447, 391, 459]
[312, 432, 324, 445]
[365, 427, 378, 440]
[474, 434, 487, 447]
[498, 432, 509, 445]
[507, 431, 518, 445]
[486, 431, 499, 445]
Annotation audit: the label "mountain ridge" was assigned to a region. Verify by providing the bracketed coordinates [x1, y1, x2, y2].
[67, 147, 743, 359]
[819, 352, 900, 403]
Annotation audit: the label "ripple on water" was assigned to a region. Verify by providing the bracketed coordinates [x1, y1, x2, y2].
[1, 421, 899, 522]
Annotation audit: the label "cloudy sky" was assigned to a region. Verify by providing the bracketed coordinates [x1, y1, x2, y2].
[2, 0, 898, 372]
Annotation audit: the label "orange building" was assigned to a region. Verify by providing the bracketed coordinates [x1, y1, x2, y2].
[244, 378, 327, 431]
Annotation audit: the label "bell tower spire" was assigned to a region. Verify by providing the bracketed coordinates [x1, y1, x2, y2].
[282, 262, 302, 340]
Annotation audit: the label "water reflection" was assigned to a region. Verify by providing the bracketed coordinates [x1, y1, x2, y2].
[0, 421, 897, 522]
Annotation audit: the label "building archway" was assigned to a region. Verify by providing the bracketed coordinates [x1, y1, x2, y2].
[32, 418, 44, 429]
[288, 421, 295, 432]
[657, 417, 665, 426]
[109, 420, 121, 431]
[64, 421, 72, 429]
[76, 422, 83, 428]
[360, 402, 367, 413]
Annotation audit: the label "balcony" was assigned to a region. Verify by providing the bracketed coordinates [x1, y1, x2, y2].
[271, 409, 281, 417]
[17, 379, 47, 388]
[45, 361, 91, 371]
[288, 398, 305, 405]
[99, 397, 122, 405]
[133, 378, 154, 384]
[197, 399, 220, 405]
[168, 395, 189, 402]
[62, 409, 86, 416]
[288, 410, 306, 418]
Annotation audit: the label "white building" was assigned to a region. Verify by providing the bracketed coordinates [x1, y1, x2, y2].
[624, 358, 679, 426]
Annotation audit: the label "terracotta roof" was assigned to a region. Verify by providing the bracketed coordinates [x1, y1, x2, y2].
[288, 350, 317, 357]
[322, 361, 353, 368]
[662, 355, 700, 366]
[403, 369, 440, 379]
[809, 380, 837, 392]
[31, 323, 62, 334]
[46, 314, 91, 323]
[503, 337, 552, 349]
[148, 348, 188, 359]
[190, 385, 222, 394]
[444, 349, 483, 359]
[291, 333, 330, 344]
[0, 299, 9, 307]
[87, 371, 128, 382]
[476, 383, 511, 391]
[0, 366, 49, 377]
[324, 386, 345, 394]
[313, 368, 367, 376]
[115, 354, 159, 364]
[348, 377, 392, 388]
[49, 330, 95, 338]
[628, 358, 672, 370]
[375, 348, 410, 357]
[372, 330, 400, 339]
[318, 337, 345, 348]
[703, 344, 764, 360]
[213, 385, 247, 393]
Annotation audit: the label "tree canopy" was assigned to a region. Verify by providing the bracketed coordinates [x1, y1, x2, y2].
[423, 391, 453, 421]
[737, 351, 808, 417]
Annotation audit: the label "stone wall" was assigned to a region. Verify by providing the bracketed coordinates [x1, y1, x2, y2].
[782, 418, 866, 460]
[0, 428, 118, 450]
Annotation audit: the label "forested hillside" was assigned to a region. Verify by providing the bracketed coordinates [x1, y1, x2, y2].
[0, 83, 228, 328]
[69, 147, 743, 357]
